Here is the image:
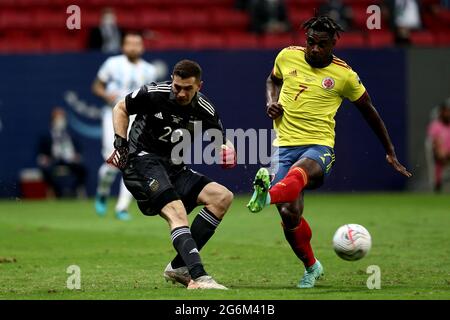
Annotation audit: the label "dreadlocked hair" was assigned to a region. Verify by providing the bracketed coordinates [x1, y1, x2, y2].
[302, 16, 344, 39]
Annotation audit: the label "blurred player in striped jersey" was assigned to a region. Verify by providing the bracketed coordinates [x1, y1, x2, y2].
[247, 16, 412, 288]
[92, 32, 159, 220]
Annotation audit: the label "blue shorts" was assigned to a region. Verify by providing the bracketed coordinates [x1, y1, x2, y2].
[270, 145, 335, 186]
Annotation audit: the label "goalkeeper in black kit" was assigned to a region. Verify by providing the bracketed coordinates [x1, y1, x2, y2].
[108, 60, 237, 290]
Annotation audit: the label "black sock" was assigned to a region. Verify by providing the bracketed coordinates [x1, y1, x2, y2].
[171, 226, 207, 279]
[171, 208, 221, 269]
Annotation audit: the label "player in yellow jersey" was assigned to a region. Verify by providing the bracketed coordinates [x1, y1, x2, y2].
[247, 16, 412, 288]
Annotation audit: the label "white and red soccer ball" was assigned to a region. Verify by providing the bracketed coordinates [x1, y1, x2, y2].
[332, 224, 372, 261]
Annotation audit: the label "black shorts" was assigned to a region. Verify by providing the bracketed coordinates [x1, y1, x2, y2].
[122, 153, 213, 216]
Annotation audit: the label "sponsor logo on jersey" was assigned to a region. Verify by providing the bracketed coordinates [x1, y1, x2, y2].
[322, 77, 335, 89]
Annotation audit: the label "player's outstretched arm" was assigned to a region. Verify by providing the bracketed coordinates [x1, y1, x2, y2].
[266, 73, 284, 119]
[352, 91, 412, 178]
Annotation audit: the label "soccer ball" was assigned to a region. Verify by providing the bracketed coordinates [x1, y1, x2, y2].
[332, 224, 372, 261]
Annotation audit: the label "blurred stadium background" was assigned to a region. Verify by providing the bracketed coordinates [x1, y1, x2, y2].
[0, 0, 449, 198]
[0, 0, 449, 300]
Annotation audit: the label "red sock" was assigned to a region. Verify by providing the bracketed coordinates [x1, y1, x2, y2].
[269, 167, 308, 204]
[282, 218, 316, 268]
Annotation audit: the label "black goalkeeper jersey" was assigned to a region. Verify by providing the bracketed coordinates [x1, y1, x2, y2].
[124, 81, 226, 160]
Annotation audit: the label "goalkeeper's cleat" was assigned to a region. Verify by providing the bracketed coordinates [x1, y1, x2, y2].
[298, 260, 324, 289]
[246, 167, 271, 213]
[187, 275, 228, 290]
[95, 195, 107, 217]
[115, 210, 131, 221]
[163, 263, 191, 287]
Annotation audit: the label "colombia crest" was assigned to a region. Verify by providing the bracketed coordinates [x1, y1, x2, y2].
[322, 77, 335, 89]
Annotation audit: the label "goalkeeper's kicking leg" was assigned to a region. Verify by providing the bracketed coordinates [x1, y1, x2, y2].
[164, 182, 233, 287]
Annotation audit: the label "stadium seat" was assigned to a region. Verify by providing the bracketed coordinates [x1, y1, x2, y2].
[423, 14, 441, 31]
[343, 0, 380, 7]
[294, 31, 308, 47]
[436, 10, 450, 26]
[420, 0, 440, 5]
[172, 10, 210, 31]
[261, 33, 295, 49]
[138, 10, 173, 31]
[116, 9, 141, 29]
[435, 32, 450, 46]
[367, 30, 395, 48]
[210, 8, 250, 32]
[82, 10, 100, 28]
[145, 33, 188, 50]
[188, 33, 226, 50]
[0, 38, 45, 53]
[224, 32, 259, 49]
[46, 30, 85, 52]
[334, 32, 365, 48]
[289, 9, 314, 27]
[32, 9, 67, 29]
[286, 0, 326, 10]
[410, 31, 436, 46]
[0, 9, 32, 29]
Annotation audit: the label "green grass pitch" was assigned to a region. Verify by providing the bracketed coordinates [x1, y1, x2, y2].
[0, 193, 449, 300]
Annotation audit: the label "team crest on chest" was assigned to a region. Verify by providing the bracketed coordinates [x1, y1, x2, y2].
[148, 178, 159, 192]
[171, 115, 183, 124]
[321, 77, 335, 89]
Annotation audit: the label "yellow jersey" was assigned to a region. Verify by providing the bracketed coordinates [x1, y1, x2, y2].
[272, 46, 366, 148]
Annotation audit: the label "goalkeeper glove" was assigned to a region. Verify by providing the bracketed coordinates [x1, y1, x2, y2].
[106, 134, 129, 170]
[220, 145, 237, 169]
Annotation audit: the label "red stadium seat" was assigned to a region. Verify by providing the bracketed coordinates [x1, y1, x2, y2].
[145, 33, 188, 50]
[343, 0, 381, 8]
[261, 33, 295, 49]
[139, 10, 173, 31]
[188, 32, 226, 50]
[410, 31, 436, 46]
[367, 30, 394, 48]
[210, 8, 250, 31]
[289, 9, 314, 27]
[436, 10, 450, 26]
[422, 13, 442, 31]
[224, 32, 260, 49]
[32, 9, 67, 29]
[0, 9, 32, 29]
[286, 0, 326, 11]
[335, 32, 365, 48]
[0, 31, 45, 53]
[82, 10, 100, 28]
[434, 32, 450, 46]
[46, 30, 86, 52]
[420, 0, 440, 5]
[294, 31, 308, 47]
[172, 10, 210, 31]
